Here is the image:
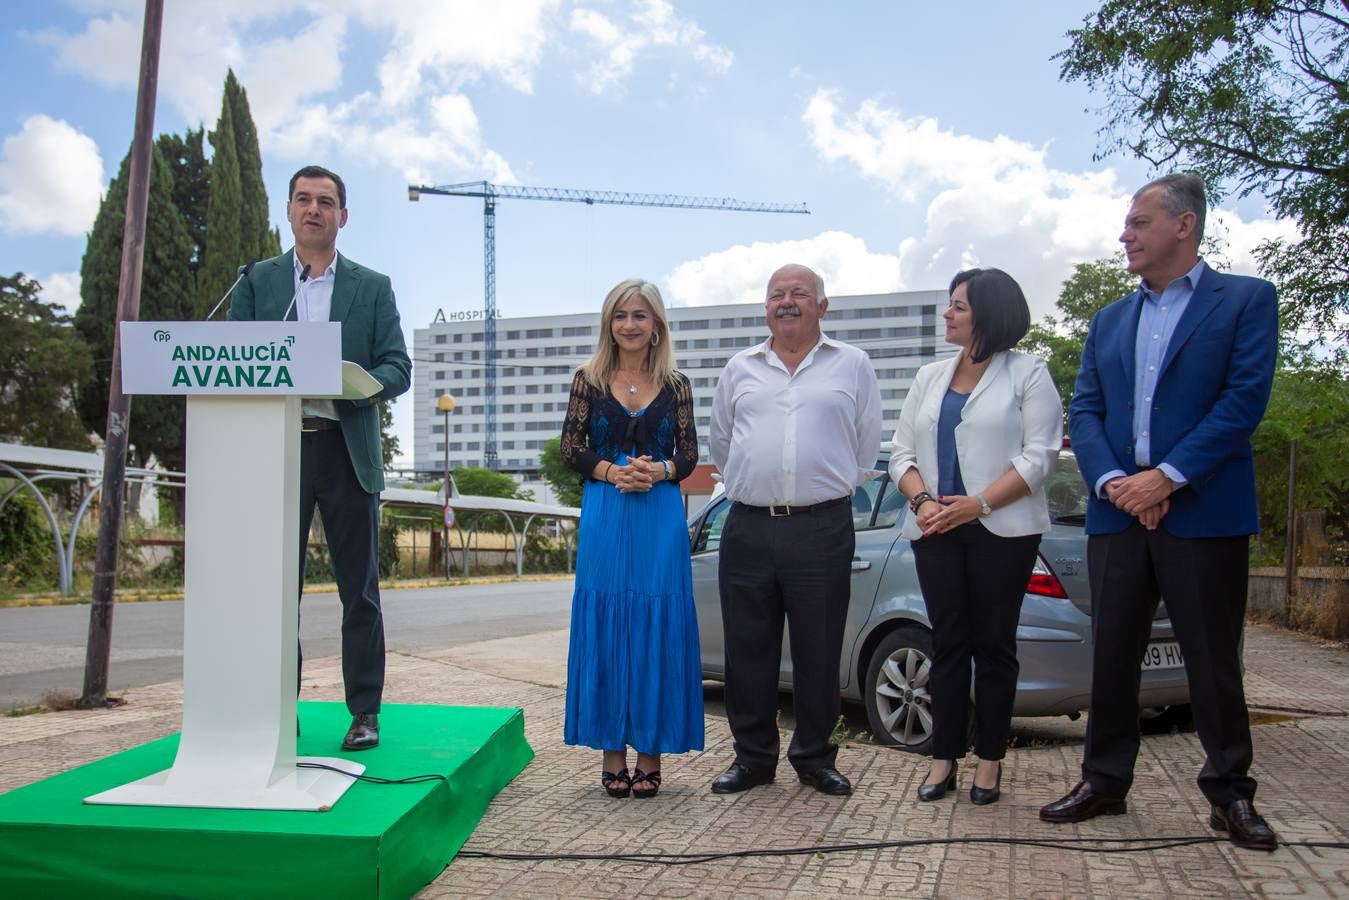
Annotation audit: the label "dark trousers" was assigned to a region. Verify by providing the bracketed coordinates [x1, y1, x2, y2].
[718, 501, 854, 773]
[1083, 522, 1255, 805]
[911, 522, 1040, 761]
[299, 429, 385, 714]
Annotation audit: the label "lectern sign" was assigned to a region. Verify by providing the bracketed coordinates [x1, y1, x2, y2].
[86, 318, 366, 812]
[120, 321, 341, 395]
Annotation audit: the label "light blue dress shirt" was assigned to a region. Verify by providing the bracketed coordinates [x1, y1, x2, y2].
[1094, 259, 1205, 499]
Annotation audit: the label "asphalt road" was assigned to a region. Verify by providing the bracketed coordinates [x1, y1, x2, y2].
[0, 579, 575, 711]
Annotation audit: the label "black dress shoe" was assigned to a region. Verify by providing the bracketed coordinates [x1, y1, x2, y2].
[342, 712, 379, 751]
[1210, 799, 1278, 851]
[711, 763, 775, 794]
[917, 761, 957, 802]
[798, 766, 852, 796]
[1039, 781, 1127, 823]
[969, 762, 1001, 806]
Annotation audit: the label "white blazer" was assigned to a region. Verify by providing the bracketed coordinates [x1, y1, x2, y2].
[888, 350, 1063, 540]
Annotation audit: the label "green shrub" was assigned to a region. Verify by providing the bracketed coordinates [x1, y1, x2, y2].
[0, 493, 58, 589]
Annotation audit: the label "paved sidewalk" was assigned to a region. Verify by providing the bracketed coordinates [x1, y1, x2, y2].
[2, 623, 1346, 898]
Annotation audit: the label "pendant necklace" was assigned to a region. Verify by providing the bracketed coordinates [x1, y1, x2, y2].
[620, 371, 641, 395]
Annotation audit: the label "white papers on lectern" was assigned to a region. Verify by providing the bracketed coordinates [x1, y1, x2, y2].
[120, 321, 341, 396]
[332, 360, 381, 401]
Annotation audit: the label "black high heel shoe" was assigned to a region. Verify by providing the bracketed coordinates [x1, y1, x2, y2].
[917, 761, 957, 801]
[970, 762, 1002, 806]
[631, 768, 662, 799]
[601, 768, 631, 798]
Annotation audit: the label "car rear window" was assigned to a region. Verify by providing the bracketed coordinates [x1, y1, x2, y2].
[1046, 450, 1088, 522]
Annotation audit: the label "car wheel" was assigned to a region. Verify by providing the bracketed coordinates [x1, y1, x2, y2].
[1138, 703, 1194, 735]
[864, 626, 940, 754]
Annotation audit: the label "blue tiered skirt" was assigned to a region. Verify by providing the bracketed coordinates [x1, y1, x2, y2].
[564, 458, 704, 754]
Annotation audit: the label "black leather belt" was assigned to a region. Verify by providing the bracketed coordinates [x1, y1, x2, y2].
[734, 496, 850, 517]
[301, 416, 340, 432]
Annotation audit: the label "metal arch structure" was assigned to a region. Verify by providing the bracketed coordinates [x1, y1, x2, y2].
[0, 463, 71, 595]
[1, 443, 186, 596]
[408, 180, 811, 470]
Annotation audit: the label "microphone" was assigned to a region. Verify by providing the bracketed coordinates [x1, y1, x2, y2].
[281, 263, 312, 322]
[204, 260, 257, 320]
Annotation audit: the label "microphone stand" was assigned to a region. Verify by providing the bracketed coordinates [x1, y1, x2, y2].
[281, 263, 312, 322]
[204, 260, 257, 320]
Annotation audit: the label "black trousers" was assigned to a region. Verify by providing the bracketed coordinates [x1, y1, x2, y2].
[717, 501, 854, 773]
[911, 522, 1040, 761]
[299, 429, 385, 715]
[1083, 522, 1255, 805]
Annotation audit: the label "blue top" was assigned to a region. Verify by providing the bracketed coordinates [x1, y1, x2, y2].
[936, 387, 968, 497]
[560, 370, 699, 482]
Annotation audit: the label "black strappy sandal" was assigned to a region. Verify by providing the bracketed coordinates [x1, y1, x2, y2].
[601, 768, 631, 798]
[630, 768, 662, 799]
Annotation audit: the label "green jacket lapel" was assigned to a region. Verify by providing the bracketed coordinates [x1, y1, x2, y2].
[329, 253, 359, 323]
[270, 250, 296, 321]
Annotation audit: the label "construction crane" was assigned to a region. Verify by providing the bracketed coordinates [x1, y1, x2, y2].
[408, 180, 811, 470]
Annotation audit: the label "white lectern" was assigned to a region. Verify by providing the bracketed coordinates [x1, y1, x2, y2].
[85, 321, 377, 811]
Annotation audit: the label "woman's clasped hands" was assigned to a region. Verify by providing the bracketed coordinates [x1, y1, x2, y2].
[917, 494, 982, 537]
[611, 455, 662, 493]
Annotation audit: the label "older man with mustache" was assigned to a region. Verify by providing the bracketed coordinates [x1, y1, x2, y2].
[708, 264, 882, 797]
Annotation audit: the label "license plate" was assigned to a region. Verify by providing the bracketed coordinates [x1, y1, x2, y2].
[1141, 641, 1185, 670]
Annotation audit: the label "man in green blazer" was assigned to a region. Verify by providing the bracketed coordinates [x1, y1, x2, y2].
[228, 165, 411, 750]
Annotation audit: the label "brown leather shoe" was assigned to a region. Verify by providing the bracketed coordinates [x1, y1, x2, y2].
[342, 712, 379, 751]
[1039, 781, 1127, 823]
[1210, 799, 1278, 851]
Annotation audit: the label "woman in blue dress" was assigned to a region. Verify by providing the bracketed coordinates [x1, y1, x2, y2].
[560, 278, 703, 798]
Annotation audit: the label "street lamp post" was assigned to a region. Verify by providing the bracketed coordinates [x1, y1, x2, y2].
[437, 393, 457, 579]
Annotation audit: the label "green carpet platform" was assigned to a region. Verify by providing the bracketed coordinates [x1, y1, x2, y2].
[0, 702, 533, 899]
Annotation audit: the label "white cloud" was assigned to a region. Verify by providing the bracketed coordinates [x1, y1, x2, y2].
[39, 271, 83, 313]
[269, 91, 516, 183]
[370, 0, 558, 104]
[665, 231, 901, 307]
[803, 90, 1295, 316]
[0, 116, 104, 237]
[39, 2, 737, 185]
[1207, 209, 1300, 277]
[570, 0, 732, 94]
[41, 1, 559, 181]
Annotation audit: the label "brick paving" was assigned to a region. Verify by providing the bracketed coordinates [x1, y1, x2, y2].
[1, 621, 1346, 898]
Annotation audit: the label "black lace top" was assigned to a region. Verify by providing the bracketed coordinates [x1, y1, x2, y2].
[561, 370, 699, 482]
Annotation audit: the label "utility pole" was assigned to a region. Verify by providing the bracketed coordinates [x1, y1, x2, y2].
[79, 0, 164, 708]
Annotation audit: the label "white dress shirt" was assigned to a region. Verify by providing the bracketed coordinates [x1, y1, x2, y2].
[888, 350, 1063, 539]
[710, 333, 882, 506]
[294, 251, 339, 421]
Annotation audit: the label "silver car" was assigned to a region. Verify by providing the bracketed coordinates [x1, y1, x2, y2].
[688, 448, 1192, 755]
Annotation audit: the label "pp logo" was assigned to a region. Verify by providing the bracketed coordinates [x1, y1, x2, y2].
[153, 330, 172, 343]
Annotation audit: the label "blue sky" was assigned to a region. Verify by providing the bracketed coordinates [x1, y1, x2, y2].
[0, 1, 1294, 460]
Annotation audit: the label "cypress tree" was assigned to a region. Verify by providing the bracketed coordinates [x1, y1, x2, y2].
[75, 144, 195, 475]
[224, 70, 280, 261]
[157, 127, 210, 280]
[198, 103, 241, 314]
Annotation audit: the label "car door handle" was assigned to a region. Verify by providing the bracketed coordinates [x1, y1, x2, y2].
[850, 558, 871, 572]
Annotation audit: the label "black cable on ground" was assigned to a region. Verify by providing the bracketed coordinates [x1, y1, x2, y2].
[296, 761, 448, 785]
[457, 836, 1349, 865]
[293, 763, 1349, 863]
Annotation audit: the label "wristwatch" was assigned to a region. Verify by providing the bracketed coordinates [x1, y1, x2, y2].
[976, 494, 992, 516]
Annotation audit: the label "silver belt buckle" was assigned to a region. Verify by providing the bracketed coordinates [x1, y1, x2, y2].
[769, 504, 790, 517]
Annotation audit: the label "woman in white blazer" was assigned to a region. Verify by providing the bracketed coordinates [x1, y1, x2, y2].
[888, 268, 1063, 806]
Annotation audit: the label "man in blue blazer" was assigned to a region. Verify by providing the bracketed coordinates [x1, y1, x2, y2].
[229, 165, 411, 751]
[1040, 174, 1278, 850]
